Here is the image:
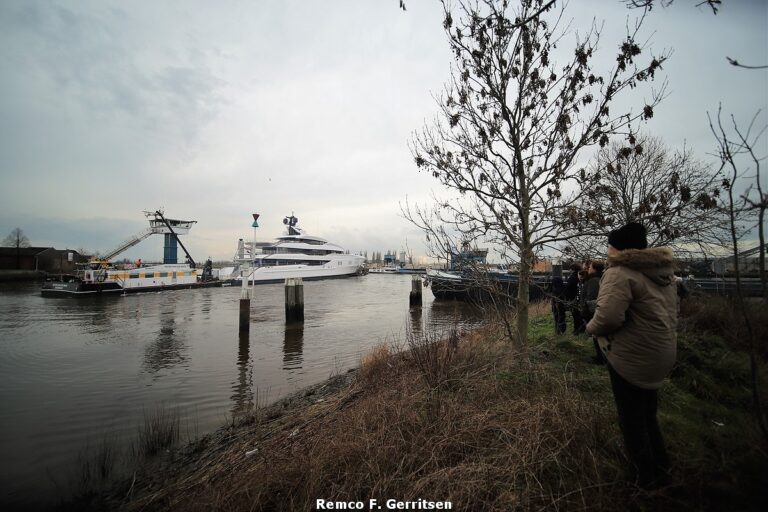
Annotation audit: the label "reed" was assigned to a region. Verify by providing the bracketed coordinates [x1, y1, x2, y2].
[75, 434, 119, 490]
[133, 404, 180, 458]
[405, 320, 458, 390]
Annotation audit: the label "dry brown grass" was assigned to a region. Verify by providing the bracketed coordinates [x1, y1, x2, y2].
[527, 298, 552, 320]
[114, 322, 640, 512]
[359, 343, 395, 384]
[680, 295, 768, 357]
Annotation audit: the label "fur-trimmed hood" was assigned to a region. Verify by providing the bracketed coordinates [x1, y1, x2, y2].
[607, 247, 675, 287]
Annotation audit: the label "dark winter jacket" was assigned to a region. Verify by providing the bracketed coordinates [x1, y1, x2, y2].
[586, 247, 678, 389]
[551, 276, 566, 300]
[581, 270, 603, 320]
[564, 271, 579, 301]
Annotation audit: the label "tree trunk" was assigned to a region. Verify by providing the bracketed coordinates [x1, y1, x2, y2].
[516, 246, 532, 349]
[515, 188, 532, 349]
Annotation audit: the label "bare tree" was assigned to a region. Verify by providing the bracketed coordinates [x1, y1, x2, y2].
[409, 0, 668, 346]
[402, 196, 464, 270]
[2, 227, 32, 270]
[708, 104, 767, 442]
[732, 112, 767, 299]
[561, 135, 728, 260]
[2, 227, 30, 249]
[708, 107, 765, 295]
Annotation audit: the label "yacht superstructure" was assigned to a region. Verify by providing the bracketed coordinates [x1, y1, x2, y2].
[224, 215, 366, 284]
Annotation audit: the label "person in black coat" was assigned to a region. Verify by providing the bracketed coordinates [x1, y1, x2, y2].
[582, 260, 605, 363]
[576, 269, 588, 332]
[551, 275, 567, 335]
[565, 263, 583, 334]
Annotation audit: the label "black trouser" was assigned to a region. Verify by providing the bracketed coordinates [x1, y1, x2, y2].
[571, 304, 584, 333]
[552, 300, 566, 334]
[607, 364, 669, 487]
[592, 337, 604, 363]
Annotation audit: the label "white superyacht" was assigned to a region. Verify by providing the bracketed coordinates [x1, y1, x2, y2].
[221, 215, 366, 284]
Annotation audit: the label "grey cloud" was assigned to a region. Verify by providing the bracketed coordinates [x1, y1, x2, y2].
[0, 0, 765, 261]
[1, 1, 225, 143]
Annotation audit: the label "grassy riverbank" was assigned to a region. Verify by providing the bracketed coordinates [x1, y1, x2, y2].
[68, 298, 766, 511]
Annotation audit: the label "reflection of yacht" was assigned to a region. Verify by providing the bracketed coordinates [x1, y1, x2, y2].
[224, 215, 367, 284]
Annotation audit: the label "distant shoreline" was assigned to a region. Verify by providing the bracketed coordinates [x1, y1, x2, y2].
[0, 270, 45, 282]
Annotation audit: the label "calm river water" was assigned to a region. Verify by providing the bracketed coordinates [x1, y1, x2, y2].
[0, 275, 484, 509]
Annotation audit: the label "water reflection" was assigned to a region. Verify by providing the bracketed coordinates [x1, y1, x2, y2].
[200, 289, 213, 320]
[283, 323, 304, 370]
[417, 299, 487, 338]
[48, 296, 112, 334]
[84, 299, 111, 330]
[408, 305, 423, 338]
[142, 306, 188, 373]
[231, 331, 254, 417]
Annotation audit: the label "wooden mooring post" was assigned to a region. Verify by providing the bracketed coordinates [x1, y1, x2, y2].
[285, 277, 304, 322]
[409, 275, 423, 307]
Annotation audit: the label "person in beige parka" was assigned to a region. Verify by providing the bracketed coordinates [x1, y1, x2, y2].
[586, 222, 677, 488]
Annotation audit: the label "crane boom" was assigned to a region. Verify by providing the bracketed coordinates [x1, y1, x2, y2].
[96, 227, 155, 262]
[88, 210, 197, 266]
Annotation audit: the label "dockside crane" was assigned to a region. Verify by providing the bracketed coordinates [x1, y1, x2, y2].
[153, 210, 196, 268]
[88, 210, 197, 267]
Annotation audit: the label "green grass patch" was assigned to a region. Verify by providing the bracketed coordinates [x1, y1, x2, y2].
[531, 304, 767, 511]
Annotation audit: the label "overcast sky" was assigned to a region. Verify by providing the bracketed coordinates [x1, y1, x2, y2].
[0, 0, 766, 262]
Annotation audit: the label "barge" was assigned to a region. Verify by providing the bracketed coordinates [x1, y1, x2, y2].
[41, 210, 227, 297]
[41, 263, 224, 297]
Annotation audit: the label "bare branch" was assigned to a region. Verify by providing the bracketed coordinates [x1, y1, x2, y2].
[726, 57, 768, 70]
[624, 0, 721, 15]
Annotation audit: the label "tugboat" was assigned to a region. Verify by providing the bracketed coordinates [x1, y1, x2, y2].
[41, 210, 222, 297]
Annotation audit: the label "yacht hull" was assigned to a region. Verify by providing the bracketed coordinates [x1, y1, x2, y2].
[239, 261, 366, 284]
